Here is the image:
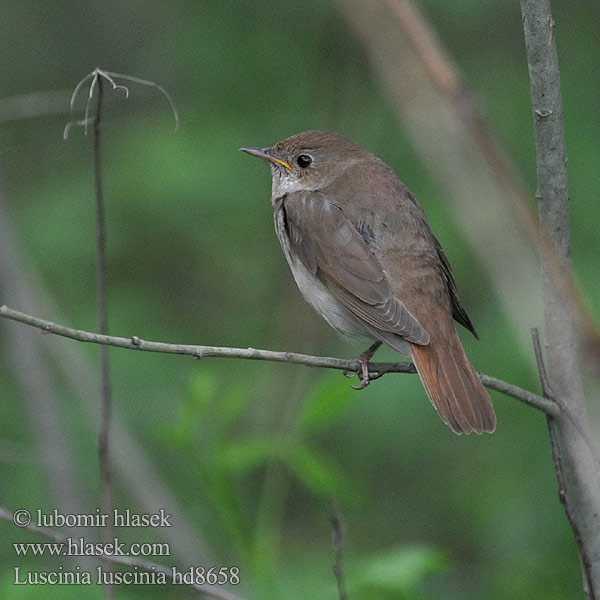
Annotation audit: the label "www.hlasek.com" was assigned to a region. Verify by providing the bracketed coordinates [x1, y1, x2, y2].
[14, 537, 169, 557]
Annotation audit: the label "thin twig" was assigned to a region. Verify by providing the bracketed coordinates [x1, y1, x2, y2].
[64, 67, 179, 138]
[531, 328, 553, 398]
[331, 500, 348, 600]
[63, 117, 94, 139]
[477, 372, 557, 416]
[64, 69, 179, 597]
[100, 70, 179, 130]
[0, 305, 558, 417]
[0, 506, 246, 600]
[90, 75, 115, 600]
[531, 329, 594, 598]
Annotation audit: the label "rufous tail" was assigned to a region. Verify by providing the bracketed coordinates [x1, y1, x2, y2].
[411, 330, 496, 434]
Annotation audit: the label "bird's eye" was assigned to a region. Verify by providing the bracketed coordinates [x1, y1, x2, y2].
[296, 154, 312, 168]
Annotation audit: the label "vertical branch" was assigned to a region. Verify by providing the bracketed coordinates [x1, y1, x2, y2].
[331, 500, 348, 600]
[532, 329, 592, 589]
[521, 1, 600, 597]
[92, 76, 115, 599]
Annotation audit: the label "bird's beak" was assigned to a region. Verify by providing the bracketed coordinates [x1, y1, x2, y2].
[240, 146, 293, 172]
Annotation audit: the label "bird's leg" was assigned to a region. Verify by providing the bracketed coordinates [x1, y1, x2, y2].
[344, 341, 383, 390]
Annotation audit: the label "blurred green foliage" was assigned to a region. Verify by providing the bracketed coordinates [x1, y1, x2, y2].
[0, 1, 598, 599]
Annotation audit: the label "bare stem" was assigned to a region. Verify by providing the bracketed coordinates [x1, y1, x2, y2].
[532, 328, 594, 596]
[0, 305, 558, 417]
[91, 72, 116, 600]
[64, 67, 179, 138]
[331, 500, 348, 600]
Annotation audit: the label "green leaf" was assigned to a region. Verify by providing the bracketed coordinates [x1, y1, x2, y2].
[352, 546, 448, 599]
[215, 437, 279, 473]
[219, 385, 249, 428]
[297, 375, 355, 433]
[187, 370, 219, 409]
[162, 370, 219, 448]
[287, 444, 351, 497]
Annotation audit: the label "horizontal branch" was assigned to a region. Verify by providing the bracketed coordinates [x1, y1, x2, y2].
[0, 506, 246, 600]
[0, 305, 558, 417]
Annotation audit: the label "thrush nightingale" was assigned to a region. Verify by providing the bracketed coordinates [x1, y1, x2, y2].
[241, 130, 496, 434]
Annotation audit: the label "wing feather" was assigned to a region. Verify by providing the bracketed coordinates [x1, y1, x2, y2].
[281, 191, 429, 345]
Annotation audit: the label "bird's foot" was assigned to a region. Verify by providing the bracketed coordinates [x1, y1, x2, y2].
[344, 341, 382, 390]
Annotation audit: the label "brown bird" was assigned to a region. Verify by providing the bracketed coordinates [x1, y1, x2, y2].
[241, 130, 496, 434]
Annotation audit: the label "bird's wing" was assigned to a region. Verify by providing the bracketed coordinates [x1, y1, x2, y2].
[433, 236, 478, 338]
[279, 191, 429, 345]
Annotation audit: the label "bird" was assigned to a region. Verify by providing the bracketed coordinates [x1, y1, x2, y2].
[241, 130, 496, 434]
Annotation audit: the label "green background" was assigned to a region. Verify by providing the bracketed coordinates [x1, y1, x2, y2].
[1, 1, 598, 598]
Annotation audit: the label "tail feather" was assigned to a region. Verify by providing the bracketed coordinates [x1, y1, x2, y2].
[411, 332, 496, 435]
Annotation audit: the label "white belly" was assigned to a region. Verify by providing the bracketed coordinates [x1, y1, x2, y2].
[286, 251, 371, 339]
[274, 210, 371, 339]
